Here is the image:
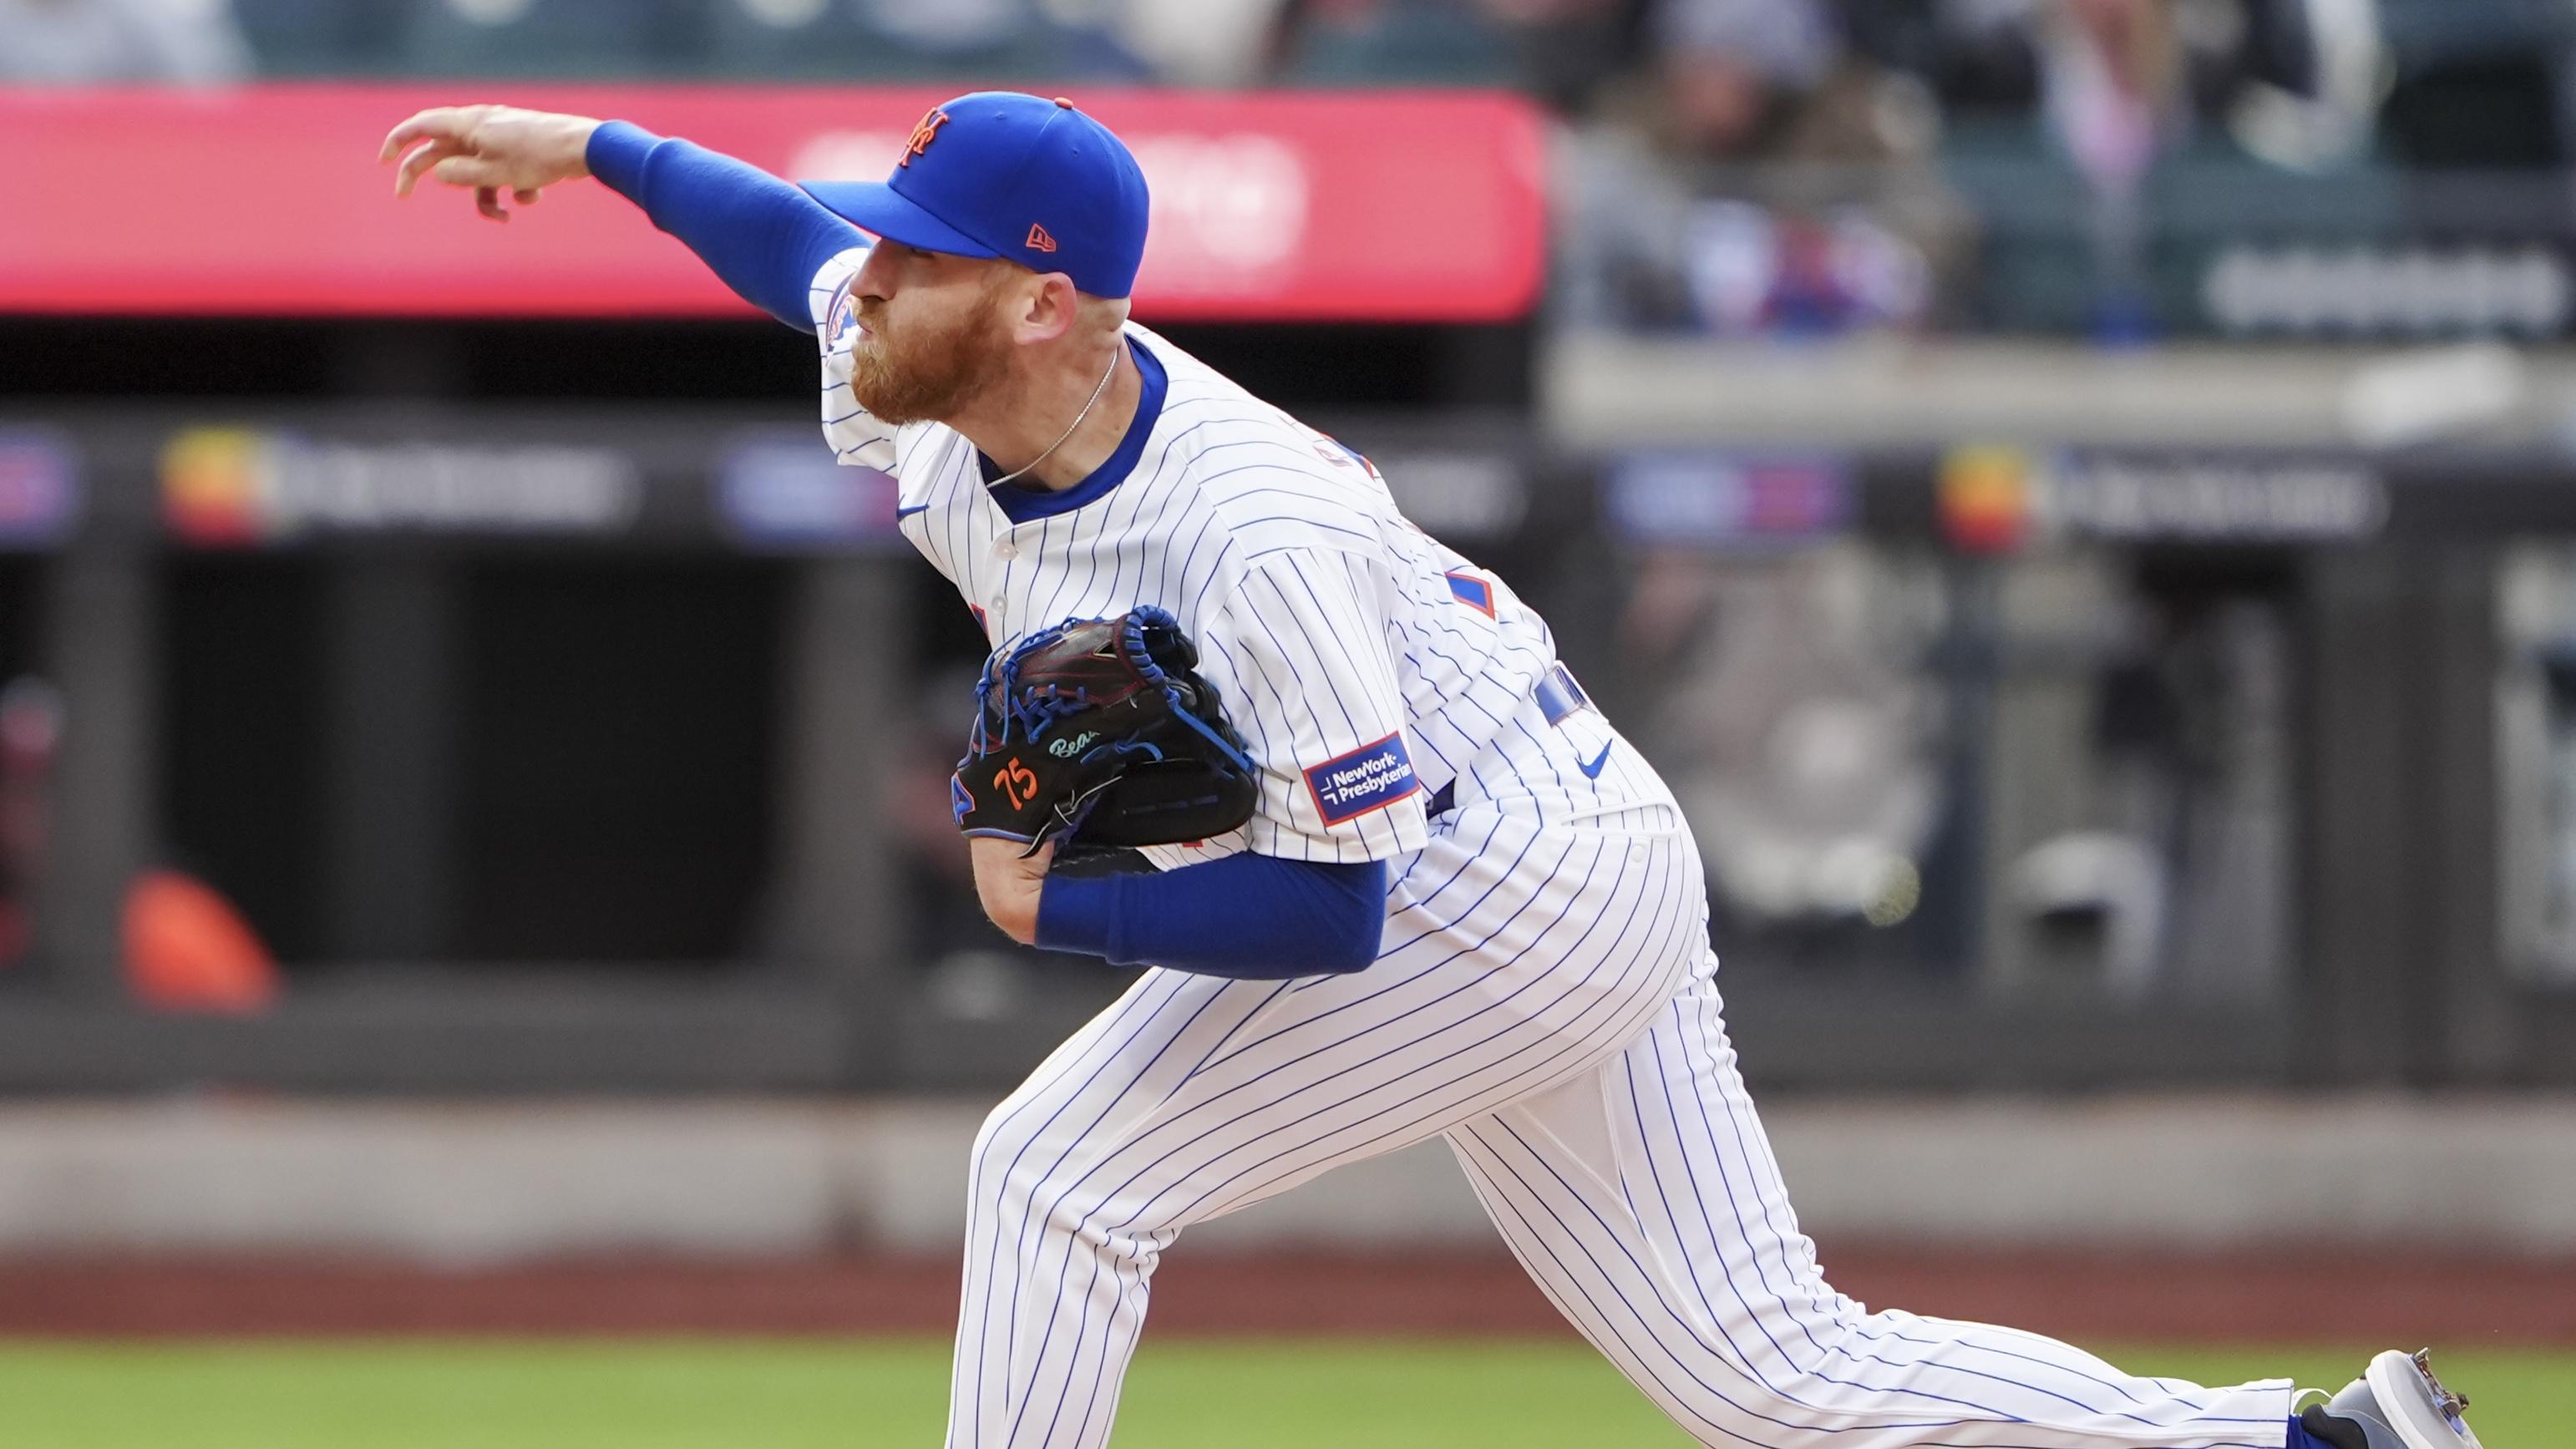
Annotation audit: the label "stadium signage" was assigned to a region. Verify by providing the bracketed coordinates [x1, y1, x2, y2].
[2203, 244, 2573, 338]
[1940, 447, 2387, 551]
[1605, 450, 1852, 546]
[0, 431, 80, 549]
[160, 428, 641, 545]
[0, 86, 1546, 324]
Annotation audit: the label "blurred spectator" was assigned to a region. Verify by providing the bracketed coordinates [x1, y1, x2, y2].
[1266, 0, 1638, 106]
[707, 0, 1149, 82]
[2036, 0, 2182, 185]
[1093, 0, 1286, 86]
[1473, 0, 1636, 114]
[1622, 0, 1955, 169]
[2026, 0, 2193, 334]
[400, 0, 695, 80]
[873, 0, 1031, 52]
[0, 0, 252, 84]
[1270, 0, 1520, 86]
[1558, 0, 1972, 337]
[1653, 0, 1842, 155]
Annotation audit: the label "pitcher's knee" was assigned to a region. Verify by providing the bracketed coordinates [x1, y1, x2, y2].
[965, 1097, 1045, 1214]
[963, 1102, 1143, 1250]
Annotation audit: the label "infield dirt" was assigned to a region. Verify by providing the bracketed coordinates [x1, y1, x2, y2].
[1, 1246, 2567, 1343]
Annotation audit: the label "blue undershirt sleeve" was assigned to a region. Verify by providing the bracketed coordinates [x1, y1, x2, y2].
[585, 120, 859, 331]
[1035, 854, 1387, 980]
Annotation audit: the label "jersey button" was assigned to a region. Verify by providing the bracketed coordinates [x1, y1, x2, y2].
[994, 540, 1020, 560]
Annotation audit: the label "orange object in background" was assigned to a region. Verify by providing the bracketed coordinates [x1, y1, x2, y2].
[1938, 445, 2037, 554]
[122, 869, 280, 1013]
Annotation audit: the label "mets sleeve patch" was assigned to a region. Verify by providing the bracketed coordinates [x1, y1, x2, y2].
[1303, 732, 1421, 826]
[1444, 571, 1496, 618]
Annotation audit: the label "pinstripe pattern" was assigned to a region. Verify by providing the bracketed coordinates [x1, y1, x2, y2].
[951, 803, 1698, 1449]
[801, 245, 2295, 1449]
[1448, 957, 2295, 1449]
[946, 802, 2295, 1449]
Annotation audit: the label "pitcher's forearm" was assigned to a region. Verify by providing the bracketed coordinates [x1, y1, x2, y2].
[586, 122, 861, 331]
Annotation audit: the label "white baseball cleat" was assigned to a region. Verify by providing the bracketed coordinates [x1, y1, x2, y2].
[2297, 1350, 2487, 1449]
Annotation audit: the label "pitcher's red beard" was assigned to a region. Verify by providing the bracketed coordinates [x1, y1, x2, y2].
[846, 296, 1015, 426]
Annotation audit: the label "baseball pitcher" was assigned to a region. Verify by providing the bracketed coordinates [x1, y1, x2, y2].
[380, 93, 2487, 1449]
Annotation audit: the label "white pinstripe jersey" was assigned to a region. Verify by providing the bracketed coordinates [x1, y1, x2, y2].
[809, 246, 1675, 869]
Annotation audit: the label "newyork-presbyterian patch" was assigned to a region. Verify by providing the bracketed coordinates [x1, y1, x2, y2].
[1303, 733, 1420, 826]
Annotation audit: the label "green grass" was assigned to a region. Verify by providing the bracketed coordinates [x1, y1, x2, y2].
[0, 1339, 2563, 1447]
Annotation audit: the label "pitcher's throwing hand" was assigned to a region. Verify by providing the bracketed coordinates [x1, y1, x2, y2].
[380, 104, 601, 221]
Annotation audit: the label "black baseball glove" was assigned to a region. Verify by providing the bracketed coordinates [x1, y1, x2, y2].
[952, 605, 1259, 856]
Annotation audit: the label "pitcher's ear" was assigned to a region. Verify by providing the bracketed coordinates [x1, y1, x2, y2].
[1011, 271, 1082, 345]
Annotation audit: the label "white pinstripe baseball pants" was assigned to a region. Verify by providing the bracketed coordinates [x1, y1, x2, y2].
[946, 803, 2295, 1449]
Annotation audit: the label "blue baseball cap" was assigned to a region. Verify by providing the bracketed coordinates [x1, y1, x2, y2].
[802, 92, 1151, 301]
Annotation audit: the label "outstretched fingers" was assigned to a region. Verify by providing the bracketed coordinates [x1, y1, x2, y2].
[391, 138, 468, 197]
[378, 107, 474, 164]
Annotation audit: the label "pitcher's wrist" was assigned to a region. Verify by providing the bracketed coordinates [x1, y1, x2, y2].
[584, 119, 657, 196]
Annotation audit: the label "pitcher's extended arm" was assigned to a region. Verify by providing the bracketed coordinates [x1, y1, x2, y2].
[381, 104, 858, 328]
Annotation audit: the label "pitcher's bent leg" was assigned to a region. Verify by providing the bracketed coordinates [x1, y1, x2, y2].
[1448, 966, 2296, 1449]
[948, 810, 1701, 1449]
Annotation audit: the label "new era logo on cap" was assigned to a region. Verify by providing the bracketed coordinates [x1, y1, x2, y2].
[800, 91, 1152, 300]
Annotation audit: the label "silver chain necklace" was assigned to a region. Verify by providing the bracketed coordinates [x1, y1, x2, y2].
[986, 339, 1125, 489]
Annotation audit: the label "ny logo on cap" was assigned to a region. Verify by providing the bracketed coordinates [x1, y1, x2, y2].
[900, 108, 950, 168]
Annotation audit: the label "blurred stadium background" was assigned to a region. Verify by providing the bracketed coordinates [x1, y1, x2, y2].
[5, 0, 2576, 1444]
